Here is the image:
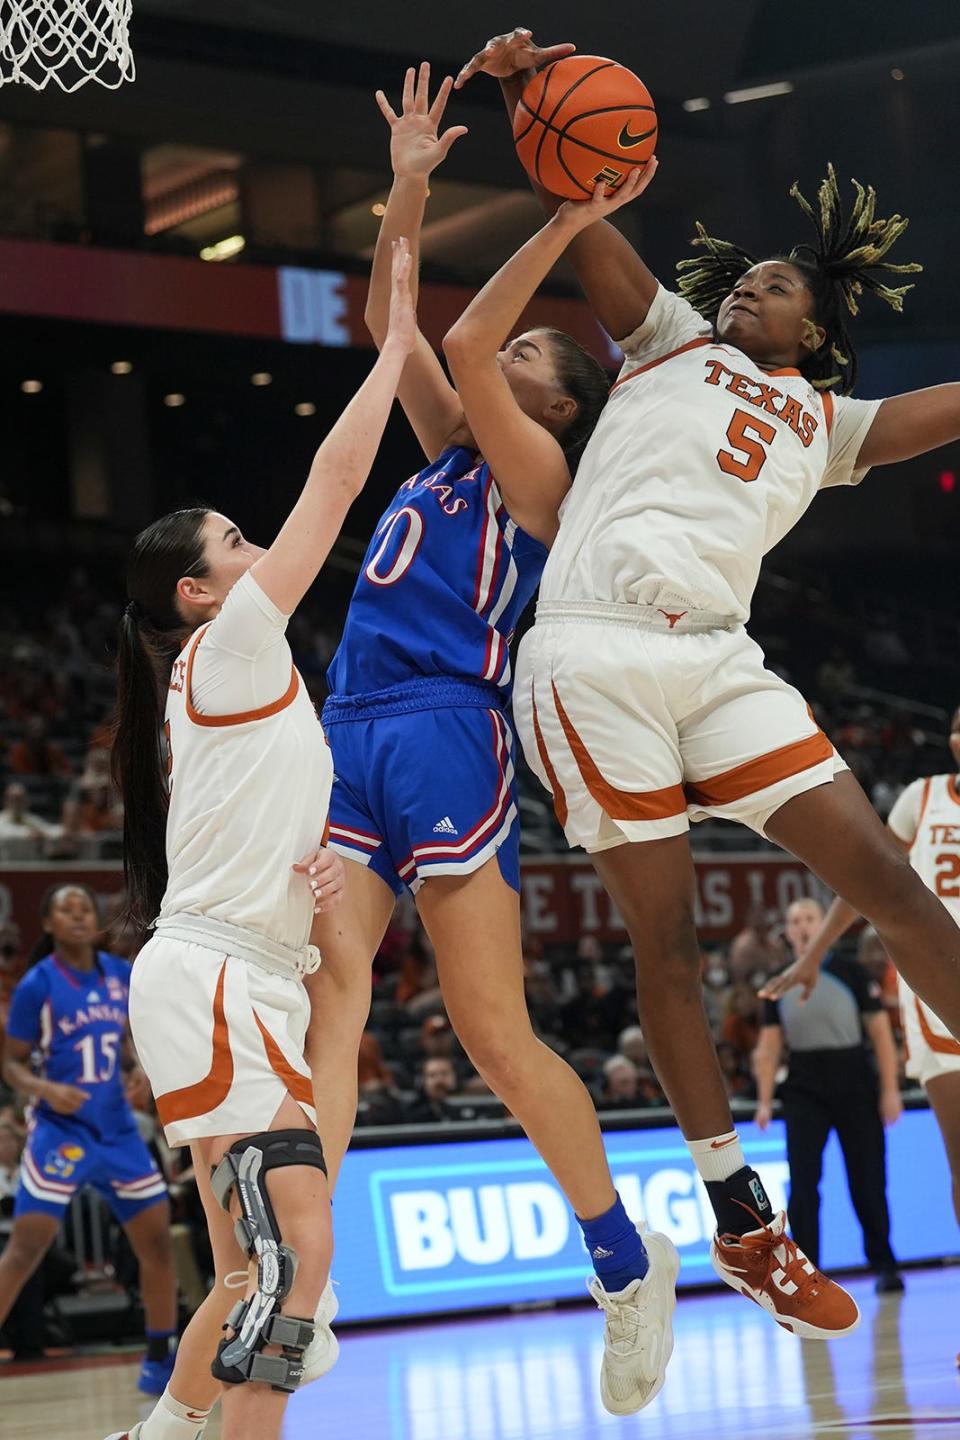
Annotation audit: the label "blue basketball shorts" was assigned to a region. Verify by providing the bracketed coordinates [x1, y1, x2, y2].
[322, 677, 521, 896]
[16, 1114, 167, 1223]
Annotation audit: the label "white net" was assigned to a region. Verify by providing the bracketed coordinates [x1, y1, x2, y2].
[0, 0, 134, 91]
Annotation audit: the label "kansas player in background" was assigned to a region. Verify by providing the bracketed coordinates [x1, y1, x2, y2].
[0, 884, 176, 1393]
[307, 66, 680, 1416]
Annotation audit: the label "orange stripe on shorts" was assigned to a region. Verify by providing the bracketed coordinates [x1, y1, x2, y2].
[253, 1010, 315, 1108]
[531, 682, 568, 828]
[916, 998, 960, 1057]
[156, 961, 234, 1127]
[551, 681, 686, 822]
[684, 729, 833, 809]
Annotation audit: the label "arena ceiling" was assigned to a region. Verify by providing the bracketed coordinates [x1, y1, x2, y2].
[1, 2, 959, 327]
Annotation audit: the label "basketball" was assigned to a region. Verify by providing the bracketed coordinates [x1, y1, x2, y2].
[513, 55, 657, 200]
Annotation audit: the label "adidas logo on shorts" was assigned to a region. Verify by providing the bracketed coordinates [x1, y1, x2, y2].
[432, 815, 458, 835]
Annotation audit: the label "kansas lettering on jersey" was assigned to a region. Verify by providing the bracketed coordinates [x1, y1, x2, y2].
[328, 446, 548, 697]
[6, 953, 136, 1138]
[541, 285, 881, 621]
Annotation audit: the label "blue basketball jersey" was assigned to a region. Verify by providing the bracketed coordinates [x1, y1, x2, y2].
[6, 953, 137, 1139]
[327, 446, 548, 697]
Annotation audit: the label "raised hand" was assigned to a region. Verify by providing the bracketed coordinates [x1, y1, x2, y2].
[554, 158, 659, 233]
[375, 62, 468, 180]
[455, 27, 575, 89]
[758, 947, 823, 1004]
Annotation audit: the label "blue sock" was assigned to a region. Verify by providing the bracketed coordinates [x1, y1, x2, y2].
[578, 1194, 648, 1292]
[145, 1328, 177, 1363]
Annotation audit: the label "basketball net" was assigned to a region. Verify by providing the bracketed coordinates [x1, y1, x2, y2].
[0, 0, 134, 91]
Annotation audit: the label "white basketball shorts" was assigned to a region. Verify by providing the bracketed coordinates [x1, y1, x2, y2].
[129, 934, 316, 1147]
[899, 973, 960, 1087]
[514, 609, 846, 852]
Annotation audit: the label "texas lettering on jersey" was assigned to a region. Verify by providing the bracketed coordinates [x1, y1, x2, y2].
[703, 358, 820, 447]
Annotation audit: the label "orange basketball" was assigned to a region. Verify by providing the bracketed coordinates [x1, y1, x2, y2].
[513, 55, 657, 200]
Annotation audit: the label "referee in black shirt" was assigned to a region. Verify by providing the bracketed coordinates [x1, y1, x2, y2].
[755, 898, 904, 1292]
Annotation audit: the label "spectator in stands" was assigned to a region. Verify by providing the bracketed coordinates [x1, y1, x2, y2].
[857, 924, 902, 1043]
[403, 1057, 460, 1123]
[716, 1041, 754, 1102]
[701, 950, 733, 1036]
[728, 901, 787, 986]
[616, 1026, 648, 1069]
[598, 1056, 641, 1110]
[0, 926, 25, 1028]
[0, 783, 57, 860]
[6, 716, 73, 779]
[721, 982, 762, 1063]
[355, 1034, 404, 1127]
[43, 796, 87, 861]
[420, 1013, 456, 1061]
[394, 926, 443, 1015]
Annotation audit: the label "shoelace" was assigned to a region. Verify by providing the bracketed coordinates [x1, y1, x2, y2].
[592, 1282, 650, 1352]
[720, 1204, 821, 1304]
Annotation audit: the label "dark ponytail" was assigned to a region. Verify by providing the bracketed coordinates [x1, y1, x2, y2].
[537, 328, 611, 463]
[111, 507, 211, 930]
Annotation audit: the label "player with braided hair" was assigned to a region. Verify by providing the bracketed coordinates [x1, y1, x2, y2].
[676, 163, 922, 394]
[458, 26, 960, 1344]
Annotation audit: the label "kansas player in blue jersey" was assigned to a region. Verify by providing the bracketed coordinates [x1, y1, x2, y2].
[307, 64, 679, 1415]
[0, 884, 177, 1393]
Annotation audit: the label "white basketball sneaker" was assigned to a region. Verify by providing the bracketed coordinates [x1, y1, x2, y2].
[103, 1426, 143, 1440]
[587, 1227, 680, 1415]
[301, 1278, 340, 1384]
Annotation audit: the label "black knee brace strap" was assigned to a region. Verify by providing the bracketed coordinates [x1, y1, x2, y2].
[209, 1129, 327, 1392]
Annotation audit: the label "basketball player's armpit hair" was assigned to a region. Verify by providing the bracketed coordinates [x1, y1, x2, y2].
[676, 164, 922, 394]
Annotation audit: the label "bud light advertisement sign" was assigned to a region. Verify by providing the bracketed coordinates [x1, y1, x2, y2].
[331, 1113, 954, 1323]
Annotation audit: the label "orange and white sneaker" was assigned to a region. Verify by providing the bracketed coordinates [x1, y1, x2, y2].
[711, 1210, 860, 1339]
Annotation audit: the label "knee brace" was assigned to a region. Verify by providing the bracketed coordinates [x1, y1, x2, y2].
[209, 1128, 327, 1392]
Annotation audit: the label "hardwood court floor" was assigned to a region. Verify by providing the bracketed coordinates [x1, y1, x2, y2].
[4, 1268, 959, 1439]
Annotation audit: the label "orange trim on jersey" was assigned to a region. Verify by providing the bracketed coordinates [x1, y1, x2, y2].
[765, 365, 803, 378]
[684, 728, 833, 809]
[183, 623, 299, 728]
[551, 682, 686, 822]
[253, 1010, 314, 1108]
[904, 775, 933, 856]
[156, 961, 233, 1127]
[915, 997, 960, 1057]
[530, 684, 568, 829]
[948, 774, 960, 809]
[609, 337, 713, 396]
[821, 390, 835, 437]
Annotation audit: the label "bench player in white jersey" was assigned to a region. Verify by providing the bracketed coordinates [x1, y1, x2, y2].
[103, 241, 415, 1440]
[457, 26, 960, 1345]
[767, 706, 960, 1256]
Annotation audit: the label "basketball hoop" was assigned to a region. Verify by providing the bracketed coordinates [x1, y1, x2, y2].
[0, 0, 134, 91]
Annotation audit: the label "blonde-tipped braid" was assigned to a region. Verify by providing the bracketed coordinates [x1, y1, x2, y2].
[676, 165, 922, 394]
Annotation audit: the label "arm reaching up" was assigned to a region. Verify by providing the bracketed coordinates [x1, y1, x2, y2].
[443, 165, 656, 544]
[366, 62, 468, 460]
[456, 27, 660, 338]
[250, 238, 416, 616]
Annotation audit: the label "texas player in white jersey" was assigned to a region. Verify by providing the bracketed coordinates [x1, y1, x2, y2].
[104, 240, 416, 1440]
[771, 705, 960, 1244]
[458, 25, 960, 1350]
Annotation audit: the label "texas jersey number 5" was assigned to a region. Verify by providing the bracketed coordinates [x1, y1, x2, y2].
[717, 409, 777, 483]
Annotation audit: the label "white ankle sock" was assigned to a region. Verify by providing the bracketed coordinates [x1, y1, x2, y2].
[140, 1387, 212, 1440]
[687, 1131, 745, 1184]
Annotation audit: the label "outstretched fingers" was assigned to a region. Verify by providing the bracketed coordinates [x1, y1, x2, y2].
[375, 88, 398, 126]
